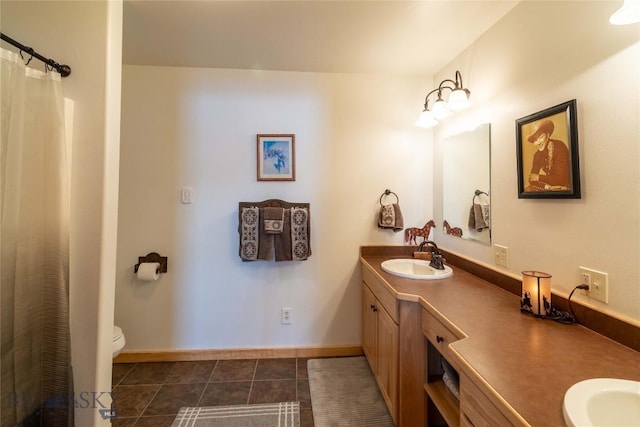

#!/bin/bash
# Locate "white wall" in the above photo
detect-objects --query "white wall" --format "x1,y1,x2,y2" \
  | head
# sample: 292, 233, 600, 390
116, 66, 432, 350
432, 1, 640, 323
1, 1, 122, 426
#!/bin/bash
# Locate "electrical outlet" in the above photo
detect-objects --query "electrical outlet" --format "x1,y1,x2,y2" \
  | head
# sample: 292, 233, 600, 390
580, 272, 591, 287
579, 267, 609, 304
494, 244, 509, 267
281, 307, 292, 324
181, 187, 194, 204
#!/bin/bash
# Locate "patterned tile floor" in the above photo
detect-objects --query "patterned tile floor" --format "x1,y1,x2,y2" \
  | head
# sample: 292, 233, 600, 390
111, 358, 314, 427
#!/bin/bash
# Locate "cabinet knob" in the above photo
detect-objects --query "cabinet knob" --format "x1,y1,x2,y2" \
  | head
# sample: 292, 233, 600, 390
372, 305, 378, 312
436, 335, 444, 343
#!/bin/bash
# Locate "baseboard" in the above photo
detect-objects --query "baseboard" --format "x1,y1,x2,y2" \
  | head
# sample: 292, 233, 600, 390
114, 345, 363, 363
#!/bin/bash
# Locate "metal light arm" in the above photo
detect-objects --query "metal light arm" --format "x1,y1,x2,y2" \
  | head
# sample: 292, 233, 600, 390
420, 70, 470, 111
422, 87, 441, 110
416, 70, 471, 128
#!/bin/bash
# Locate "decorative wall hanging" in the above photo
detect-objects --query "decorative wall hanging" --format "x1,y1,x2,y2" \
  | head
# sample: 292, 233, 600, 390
404, 220, 436, 244
443, 220, 463, 237
516, 100, 581, 199
257, 134, 295, 181
238, 199, 311, 262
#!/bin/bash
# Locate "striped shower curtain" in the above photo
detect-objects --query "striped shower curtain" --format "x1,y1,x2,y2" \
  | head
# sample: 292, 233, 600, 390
0, 47, 72, 427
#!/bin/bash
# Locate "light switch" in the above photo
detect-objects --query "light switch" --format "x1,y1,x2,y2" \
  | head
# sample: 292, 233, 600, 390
181, 187, 194, 204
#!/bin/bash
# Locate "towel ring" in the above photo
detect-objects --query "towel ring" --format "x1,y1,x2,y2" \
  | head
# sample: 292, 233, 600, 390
473, 189, 489, 203
379, 189, 399, 206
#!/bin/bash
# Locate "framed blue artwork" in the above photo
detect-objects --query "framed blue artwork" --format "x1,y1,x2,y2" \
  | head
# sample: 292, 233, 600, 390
257, 134, 295, 181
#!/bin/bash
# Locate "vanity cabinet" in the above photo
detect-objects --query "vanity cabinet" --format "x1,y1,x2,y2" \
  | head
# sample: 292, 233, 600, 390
421, 306, 522, 427
362, 270, 399, 424
362, 248, 640, 427
362, 265, 521, 427
361, 262, 427, 426
422, 306, 463, 427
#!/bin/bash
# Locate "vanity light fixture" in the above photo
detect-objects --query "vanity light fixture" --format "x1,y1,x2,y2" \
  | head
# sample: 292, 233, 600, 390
415, 70, 471, 128
610, 0, 640, 25
521, 271, 552, 318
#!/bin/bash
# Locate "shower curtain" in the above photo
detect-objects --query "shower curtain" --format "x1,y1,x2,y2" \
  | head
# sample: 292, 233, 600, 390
0, 48, 72, 426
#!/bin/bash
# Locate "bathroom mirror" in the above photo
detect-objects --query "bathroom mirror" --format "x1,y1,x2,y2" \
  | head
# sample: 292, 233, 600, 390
442, 123, 491, 245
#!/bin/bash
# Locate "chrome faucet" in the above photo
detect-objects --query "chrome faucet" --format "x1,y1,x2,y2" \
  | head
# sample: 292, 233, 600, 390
417, 240, 445, 270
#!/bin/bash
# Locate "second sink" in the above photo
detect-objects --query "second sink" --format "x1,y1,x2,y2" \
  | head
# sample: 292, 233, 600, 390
563, 378, 640, 427
381, 258, 453, 280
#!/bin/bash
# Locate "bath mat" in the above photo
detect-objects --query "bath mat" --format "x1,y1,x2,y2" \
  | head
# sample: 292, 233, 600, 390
307, 356, 394, 427
171, 401, 299, 427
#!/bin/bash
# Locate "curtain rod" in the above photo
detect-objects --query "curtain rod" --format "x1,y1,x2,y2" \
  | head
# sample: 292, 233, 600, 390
1, 32, 71, 77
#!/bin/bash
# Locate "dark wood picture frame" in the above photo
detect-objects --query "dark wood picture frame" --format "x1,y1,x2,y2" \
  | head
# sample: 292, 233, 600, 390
257, 134, 296, 181
516, 100, 580, 199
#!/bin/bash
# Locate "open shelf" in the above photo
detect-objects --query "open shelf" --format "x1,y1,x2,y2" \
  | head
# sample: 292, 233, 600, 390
425, 380, 460, 427
425, 337, 460, 426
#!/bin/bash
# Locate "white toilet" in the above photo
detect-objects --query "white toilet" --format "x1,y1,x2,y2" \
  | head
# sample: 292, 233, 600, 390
113, 325, 126, 359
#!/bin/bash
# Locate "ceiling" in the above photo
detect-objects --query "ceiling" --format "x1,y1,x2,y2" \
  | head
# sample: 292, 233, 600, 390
123, 0, 519, 77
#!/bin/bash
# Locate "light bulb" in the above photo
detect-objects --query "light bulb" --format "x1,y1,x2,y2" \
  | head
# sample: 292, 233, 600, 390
610, 0, 640, 25
415, 110, 438, 128
447, 88, 471, 111
431, 99, 451, 120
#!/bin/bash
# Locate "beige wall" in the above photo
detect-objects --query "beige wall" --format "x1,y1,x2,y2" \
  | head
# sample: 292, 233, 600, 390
1, 1, 122, 425
3, 3, 638, 423
433, 1, 640, 323
116, 66, 432, 350
117, 1, 640, 355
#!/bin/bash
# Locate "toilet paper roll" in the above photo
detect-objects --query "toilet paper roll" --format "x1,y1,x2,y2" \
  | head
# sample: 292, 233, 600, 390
137, 262, 160, 281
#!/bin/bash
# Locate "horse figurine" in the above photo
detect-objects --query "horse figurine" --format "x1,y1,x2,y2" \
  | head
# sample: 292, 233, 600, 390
404, 220, 436, 245
443, 220, 463, 237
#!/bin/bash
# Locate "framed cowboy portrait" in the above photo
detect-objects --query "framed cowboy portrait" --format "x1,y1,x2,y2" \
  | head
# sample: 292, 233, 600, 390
516, 99, 581, 199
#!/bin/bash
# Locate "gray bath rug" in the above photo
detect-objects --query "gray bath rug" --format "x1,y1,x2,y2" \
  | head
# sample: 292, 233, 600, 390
307, 356, 394, 427
171, 402, 299, 427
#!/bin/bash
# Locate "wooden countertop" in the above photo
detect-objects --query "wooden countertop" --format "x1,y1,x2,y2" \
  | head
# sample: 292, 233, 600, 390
360, 251, 640, 427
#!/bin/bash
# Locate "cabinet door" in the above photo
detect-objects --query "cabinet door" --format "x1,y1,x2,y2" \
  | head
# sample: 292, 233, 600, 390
377, 304, 399, 423
362, 284, 378, 370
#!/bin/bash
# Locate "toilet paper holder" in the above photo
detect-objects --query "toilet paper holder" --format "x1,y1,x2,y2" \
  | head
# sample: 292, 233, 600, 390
134, 252, 168, 274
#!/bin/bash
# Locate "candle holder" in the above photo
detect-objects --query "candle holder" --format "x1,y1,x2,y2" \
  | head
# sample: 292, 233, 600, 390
521, 271, 552, 317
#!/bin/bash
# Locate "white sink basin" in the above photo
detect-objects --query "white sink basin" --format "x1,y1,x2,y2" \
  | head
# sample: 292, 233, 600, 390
563, 378, 640, 427
381, 259, 453, 280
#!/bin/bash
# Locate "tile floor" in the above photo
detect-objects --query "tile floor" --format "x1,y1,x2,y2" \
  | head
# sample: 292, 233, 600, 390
111, 358, 314, 427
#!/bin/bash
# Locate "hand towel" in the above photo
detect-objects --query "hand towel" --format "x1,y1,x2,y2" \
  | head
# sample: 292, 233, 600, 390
273, 209, 292, 262
472, 203, 490, 232
481, 203, 490, 225
239, 201, 311, 262
290, 207, 310, 261
240, 207, 276, 261
264, 207, 284, 234
240, 207, 260, 260
468, 205, 477, 230
257, 210, 275, 261
378, 203, 404, 233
